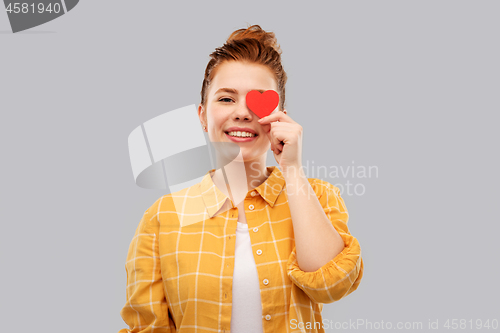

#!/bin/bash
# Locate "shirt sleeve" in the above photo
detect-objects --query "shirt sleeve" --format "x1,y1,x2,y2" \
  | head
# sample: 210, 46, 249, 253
286, 181, 364, 304
118, 198, 175, 333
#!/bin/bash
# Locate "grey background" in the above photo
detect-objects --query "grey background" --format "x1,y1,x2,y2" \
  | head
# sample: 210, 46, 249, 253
1, 1, 499, 332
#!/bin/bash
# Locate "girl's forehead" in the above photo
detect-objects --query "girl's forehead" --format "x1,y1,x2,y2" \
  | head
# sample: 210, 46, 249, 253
212, 61, 276, 84
210, 76, 277, 97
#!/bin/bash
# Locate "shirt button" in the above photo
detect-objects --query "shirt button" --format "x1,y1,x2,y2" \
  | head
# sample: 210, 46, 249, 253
263, 279, 269, 285
256, 249, 262, 255
248, 204, 254, 210
253, 227, 258, 232
251, 191, 257, 197
265, 314, 271, 321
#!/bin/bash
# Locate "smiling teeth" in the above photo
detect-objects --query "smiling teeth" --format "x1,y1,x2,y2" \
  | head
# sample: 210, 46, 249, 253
228, 131, 256, 137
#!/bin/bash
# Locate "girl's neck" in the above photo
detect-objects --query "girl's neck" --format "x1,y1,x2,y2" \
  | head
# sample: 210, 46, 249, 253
211, 159, 271, 206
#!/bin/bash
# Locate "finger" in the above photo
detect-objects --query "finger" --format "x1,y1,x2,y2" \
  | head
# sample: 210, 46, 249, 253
269, 129, 285, 153
265, 130, 277, 152
258, 110, 294, 124
261, 121, 281, 153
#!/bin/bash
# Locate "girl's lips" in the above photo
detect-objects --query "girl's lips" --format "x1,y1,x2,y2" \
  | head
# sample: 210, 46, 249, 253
225, 132, 258, 142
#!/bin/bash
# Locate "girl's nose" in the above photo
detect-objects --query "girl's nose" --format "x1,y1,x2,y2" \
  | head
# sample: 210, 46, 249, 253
233, 101, 254, 120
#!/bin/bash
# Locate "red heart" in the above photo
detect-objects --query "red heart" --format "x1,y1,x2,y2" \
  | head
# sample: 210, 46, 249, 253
246, 90, 279, 118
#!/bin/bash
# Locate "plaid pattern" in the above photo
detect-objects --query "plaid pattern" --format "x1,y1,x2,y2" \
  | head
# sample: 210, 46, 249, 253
119, 166, 363, 333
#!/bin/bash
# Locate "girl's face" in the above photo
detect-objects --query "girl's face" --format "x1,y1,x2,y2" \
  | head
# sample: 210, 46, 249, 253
198, 60, 279, 162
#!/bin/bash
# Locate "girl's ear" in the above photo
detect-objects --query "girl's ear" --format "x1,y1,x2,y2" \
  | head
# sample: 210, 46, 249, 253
197, 103, 206, 122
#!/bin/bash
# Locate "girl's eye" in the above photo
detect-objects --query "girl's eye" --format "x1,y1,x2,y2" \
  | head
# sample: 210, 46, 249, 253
219, 97, 234, 103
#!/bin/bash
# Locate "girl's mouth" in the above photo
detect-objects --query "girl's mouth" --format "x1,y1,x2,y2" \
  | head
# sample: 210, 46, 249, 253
224, 131, 258, 142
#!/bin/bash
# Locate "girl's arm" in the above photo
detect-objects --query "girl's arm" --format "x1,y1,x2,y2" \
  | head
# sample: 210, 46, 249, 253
118, 199, 175, 333
284, 169, 364, 304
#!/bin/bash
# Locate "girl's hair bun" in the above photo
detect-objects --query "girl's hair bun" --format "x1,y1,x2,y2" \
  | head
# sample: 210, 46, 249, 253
226, 24, 282, 55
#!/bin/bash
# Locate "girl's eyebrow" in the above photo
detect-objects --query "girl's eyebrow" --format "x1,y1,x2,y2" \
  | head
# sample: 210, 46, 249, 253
214, 88, 266, 95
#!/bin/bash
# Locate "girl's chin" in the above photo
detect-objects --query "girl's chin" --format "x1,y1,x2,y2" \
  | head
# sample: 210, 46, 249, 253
221, 149, 267, 163
239, 150, 268, 160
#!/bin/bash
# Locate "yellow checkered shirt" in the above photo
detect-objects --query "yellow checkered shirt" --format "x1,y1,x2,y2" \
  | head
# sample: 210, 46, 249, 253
119, 166, 363, 333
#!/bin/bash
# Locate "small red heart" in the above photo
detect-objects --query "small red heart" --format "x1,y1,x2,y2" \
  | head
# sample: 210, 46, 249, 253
246, 90, 279, 118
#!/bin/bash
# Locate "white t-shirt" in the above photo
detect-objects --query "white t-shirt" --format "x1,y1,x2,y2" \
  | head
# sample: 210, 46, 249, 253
230, 222, 264, 332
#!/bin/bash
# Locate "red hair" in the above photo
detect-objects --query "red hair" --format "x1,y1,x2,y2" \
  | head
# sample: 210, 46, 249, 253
200, 24, 287, 112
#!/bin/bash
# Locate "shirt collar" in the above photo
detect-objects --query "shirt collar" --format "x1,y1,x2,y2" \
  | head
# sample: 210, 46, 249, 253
199, 166, 286, 218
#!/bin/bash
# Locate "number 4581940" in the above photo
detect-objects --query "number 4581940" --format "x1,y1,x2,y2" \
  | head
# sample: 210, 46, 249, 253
5, 3, 61, 14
